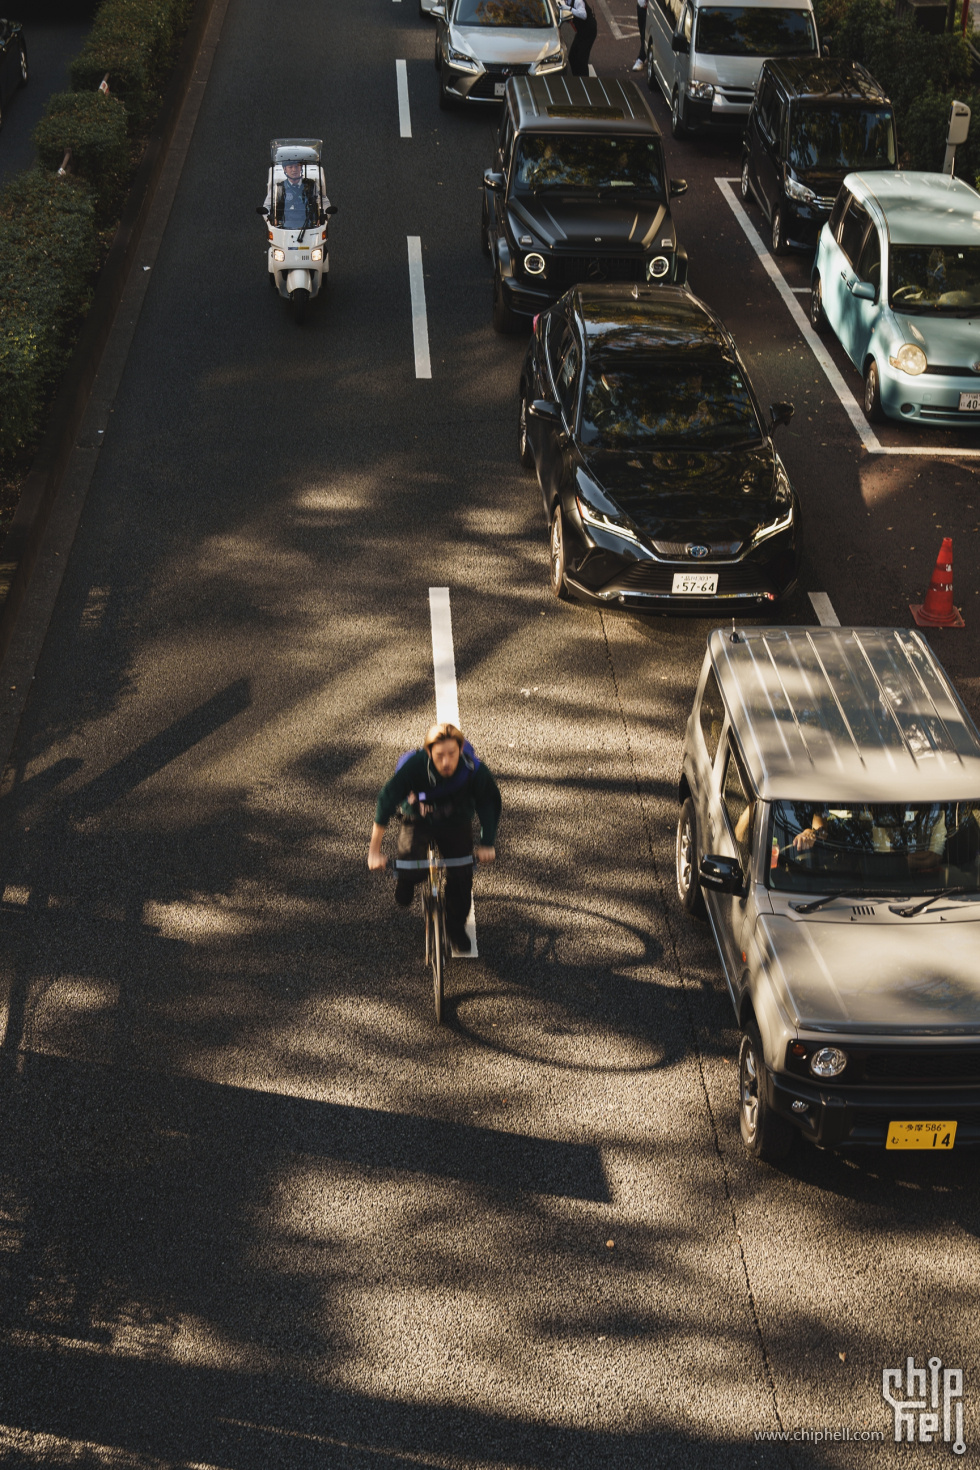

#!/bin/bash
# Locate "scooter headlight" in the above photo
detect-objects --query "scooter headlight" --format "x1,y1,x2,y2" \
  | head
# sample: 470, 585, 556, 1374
272, 247, 286, 263
310, 247, 323, 262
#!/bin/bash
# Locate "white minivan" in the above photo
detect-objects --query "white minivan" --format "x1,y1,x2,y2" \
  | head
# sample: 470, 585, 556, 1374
644, 0, 819, 140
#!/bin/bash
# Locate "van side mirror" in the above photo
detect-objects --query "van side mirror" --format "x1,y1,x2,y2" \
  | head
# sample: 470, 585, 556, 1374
669, 178, 688, 198
768, 401, 794, 430
699, 854, 746, 896
671, 31, 690, 52
484, 170, 505, 192
431, 3, 446, 16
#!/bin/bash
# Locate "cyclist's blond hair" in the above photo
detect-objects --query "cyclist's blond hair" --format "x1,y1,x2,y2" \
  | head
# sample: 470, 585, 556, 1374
424, 722, 465, 753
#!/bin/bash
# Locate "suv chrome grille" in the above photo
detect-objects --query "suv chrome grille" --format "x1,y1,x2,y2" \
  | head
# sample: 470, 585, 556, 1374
617, 562, 772, 593
652, 539, 742, 558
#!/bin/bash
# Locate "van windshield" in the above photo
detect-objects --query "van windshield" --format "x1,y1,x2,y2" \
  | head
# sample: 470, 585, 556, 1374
512, 134, 666, 197
789, 104, 896, 173
769, 801, 980, 895
694, 7, 817, 56
454, 0, 554, 24
889, 245, 980, 316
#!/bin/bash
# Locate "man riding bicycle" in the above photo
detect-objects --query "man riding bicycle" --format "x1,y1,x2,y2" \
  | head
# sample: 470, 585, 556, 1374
368, 723, 501, 953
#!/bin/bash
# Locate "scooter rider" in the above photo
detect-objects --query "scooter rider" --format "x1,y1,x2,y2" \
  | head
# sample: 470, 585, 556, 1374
264, 160, 324, 231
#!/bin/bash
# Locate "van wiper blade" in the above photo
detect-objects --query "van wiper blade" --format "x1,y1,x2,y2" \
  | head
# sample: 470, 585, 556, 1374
791, 888, 868, 914
890, 886, 978, 918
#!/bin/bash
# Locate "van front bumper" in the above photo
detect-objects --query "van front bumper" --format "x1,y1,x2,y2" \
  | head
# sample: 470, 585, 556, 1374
768, 1068, 980, 1149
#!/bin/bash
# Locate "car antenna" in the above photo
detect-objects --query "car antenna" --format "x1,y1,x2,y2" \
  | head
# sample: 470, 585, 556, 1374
730, 619, 740, 643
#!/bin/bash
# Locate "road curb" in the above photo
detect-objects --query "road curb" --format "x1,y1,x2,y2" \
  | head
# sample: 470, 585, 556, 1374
0, 0, 223, 670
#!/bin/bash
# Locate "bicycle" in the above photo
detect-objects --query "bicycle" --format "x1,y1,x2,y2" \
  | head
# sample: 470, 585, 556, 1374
393, 847, 474, 1024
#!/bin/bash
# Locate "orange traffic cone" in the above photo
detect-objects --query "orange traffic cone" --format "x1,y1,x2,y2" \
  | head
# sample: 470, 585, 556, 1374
911, 537, 964, 628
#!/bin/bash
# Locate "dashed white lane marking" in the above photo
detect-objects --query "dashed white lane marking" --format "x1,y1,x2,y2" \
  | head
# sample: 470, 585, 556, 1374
428, 588, 477, 957
809, 592, 840, 626
396, 60, 411, 137
407, 236, 432, 379
717, 178, 980, 459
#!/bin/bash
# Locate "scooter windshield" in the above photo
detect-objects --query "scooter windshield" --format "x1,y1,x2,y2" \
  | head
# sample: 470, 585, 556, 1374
269, 165, 322, 230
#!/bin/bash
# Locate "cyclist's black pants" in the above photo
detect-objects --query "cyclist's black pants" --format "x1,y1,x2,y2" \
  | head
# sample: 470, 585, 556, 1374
395, 820, 472, 931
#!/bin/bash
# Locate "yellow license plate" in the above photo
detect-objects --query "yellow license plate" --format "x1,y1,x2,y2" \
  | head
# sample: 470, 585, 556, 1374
886, 1121, 957, 1150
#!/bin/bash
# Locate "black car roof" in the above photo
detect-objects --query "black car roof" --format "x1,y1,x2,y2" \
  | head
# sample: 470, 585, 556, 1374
764, 58, 890, 105
571, 285, 733, 357
509, 75, 662, 137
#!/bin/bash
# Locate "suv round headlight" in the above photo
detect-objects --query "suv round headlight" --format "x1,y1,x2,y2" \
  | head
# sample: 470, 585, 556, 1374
890, 343, 927, 376
809, 1046, 848, 1078
523, 252, 546, 276
647, 255, 669, 280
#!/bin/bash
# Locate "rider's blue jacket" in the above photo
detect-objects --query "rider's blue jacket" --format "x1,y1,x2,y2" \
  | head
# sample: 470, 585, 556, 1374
375, 748, 501, 845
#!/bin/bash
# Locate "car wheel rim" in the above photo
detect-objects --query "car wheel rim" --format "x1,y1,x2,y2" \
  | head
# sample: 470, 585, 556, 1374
741, 161, 749, 198
741, 1044, 760, 1140
520, 399, 527, 457
550, 515, 562, 588
678, 817, 693, 894
672, 95, 679, 127
772, 211, 781, 251
811, 280, 821, 325
866, 365, 877, 412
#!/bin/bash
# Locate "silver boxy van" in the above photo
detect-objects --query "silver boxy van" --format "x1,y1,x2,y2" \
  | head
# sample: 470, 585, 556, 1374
644, 0, 819, 140
677, 625, 980, 1161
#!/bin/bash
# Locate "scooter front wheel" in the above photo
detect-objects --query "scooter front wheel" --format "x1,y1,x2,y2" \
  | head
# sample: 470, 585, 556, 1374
291, 287, 310, 324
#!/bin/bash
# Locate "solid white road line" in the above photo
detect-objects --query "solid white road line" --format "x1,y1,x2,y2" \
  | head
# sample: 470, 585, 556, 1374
428, 588, 477, 957
718, 178, 980, 459
809, 592, 841, 627
407, 237, 432, 379
396, 60, 411, 138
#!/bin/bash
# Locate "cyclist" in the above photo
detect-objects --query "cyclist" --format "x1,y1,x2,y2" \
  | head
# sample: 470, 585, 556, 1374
368, 723, 501, 953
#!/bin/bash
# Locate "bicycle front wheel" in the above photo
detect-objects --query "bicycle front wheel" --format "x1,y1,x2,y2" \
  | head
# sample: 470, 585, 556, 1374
430, 901, 446, 1025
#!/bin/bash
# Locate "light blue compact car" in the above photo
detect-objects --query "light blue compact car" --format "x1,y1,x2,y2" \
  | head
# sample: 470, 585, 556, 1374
810, 171, 980, 426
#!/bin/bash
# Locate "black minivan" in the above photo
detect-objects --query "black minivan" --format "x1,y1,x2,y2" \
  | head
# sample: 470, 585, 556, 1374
740, 58, 896, 255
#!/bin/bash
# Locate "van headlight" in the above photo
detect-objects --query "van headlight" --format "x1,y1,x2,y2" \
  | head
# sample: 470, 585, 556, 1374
889, 343, 927, 376
688, 80, 714, 100
784, 174, 816, 205
272, 247, 286, 262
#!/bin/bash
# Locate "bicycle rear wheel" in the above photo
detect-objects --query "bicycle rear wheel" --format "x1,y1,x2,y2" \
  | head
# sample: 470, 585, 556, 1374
430, 897, 446, 1025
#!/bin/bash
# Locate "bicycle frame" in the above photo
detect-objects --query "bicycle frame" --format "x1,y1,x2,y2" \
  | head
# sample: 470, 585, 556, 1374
392, 847, 474, 1024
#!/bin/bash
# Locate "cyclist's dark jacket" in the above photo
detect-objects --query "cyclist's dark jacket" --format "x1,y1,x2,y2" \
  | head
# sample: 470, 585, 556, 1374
375, 749, 501, 845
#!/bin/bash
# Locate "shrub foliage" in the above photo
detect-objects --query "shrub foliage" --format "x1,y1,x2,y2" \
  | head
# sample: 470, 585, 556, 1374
33, 90, 130, 225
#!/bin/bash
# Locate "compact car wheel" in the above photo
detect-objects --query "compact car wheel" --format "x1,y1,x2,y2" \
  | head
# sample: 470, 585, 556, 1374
809, 273, 827, 334
519, 390, 535, 470
739, 1023, 794, 1162
549, 506, 569, 600
676, 798, 706, 918
492, 267, 519, 335
771, 203, 788, 256
740, 156, 751, 202
863, 358, 885, 423
670, 90, 689, 140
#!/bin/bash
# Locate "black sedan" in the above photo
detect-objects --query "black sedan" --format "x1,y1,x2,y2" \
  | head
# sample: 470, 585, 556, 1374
0, 17, 27, 129
519, 284, 800, 609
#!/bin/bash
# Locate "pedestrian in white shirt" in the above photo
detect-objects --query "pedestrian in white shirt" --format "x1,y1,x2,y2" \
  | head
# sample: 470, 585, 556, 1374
565, 0, 598, 75
633, 0, 648, 68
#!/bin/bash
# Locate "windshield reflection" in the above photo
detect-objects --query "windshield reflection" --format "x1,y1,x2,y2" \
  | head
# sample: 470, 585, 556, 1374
789, 104, 895, 173
888, 245, 980, 315
455, 0, 554, 25
694, 6, 817, 56
580, 353, 762, 449
513, 135, 666, 197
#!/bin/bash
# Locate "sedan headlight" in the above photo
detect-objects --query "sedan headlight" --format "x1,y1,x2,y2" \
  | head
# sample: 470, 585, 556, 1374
688, 80, 714, 101
535, 49, 564, 69
272, 247, 285, 262
310, 247, 323, 261
751, 466, 795, 546
446, 44, 480, 71
889, 343, 927, 376
576, 495, 640, 544
783, 173, 816, 205
809, 1046, 848, 1078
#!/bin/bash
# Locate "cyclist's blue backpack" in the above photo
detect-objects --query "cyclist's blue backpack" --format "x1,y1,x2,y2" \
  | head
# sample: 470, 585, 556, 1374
396, 741, 480, 802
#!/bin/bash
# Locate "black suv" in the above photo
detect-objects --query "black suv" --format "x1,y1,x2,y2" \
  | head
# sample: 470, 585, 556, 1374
483, 75, 689, 333
740, 59, 896, 255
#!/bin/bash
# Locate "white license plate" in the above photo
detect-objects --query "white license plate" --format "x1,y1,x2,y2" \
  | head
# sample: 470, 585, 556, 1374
494, 81, 506, 96
671, 572, 718, 595
959, 391, 980, 411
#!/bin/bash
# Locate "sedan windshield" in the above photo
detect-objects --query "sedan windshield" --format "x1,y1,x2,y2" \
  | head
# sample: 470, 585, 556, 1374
454, 0, 554, 24
770, 800, 980, 895
580, 354, 763, 449
513, 134, 665, 196
694, 6, 817, 56
789, 104, 895, 173
888, 245, 980, 315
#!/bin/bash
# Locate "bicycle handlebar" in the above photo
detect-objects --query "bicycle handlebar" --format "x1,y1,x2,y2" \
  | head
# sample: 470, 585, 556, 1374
392, 856, 475, 870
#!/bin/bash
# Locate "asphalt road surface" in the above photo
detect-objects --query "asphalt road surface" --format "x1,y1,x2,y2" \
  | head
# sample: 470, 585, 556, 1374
0, 1, 978, 1466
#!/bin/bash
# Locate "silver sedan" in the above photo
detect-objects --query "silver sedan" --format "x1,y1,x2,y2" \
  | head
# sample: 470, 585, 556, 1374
429, 0, 566, 107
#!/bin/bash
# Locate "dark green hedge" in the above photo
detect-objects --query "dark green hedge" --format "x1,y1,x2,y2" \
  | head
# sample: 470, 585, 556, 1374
0, 172, 98, 458
70, 0, 192, 131
32, 90, 130, 225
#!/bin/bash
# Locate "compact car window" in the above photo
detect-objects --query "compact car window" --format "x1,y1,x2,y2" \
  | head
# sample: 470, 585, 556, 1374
857, 226, 881, 289
555, 340, 581, 421
755, 79, 776, 136
722, 741, 754, 866
694, 7, 817, 57
512, 135, 666, 199
698, 669, 725, 764
888, 245, 980, 315
837, 199, 870, 268
788, 104, 896, 173
454, 0, 555, 24
770, 801, 980, 896
828, 187, 850, 235
579, 354, 763, 449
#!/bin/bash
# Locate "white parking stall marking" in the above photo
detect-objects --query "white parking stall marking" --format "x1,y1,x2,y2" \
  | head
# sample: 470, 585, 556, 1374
428, 588, 477, 957
396, 60, 411, 137
809, 592, 840, 627
594, 0, 630, 38
588, 64, 597, 76
407, 236, 432, 379
717, 178, 980, 460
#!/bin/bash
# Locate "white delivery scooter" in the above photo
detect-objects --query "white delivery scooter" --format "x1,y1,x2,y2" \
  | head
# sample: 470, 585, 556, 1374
257, 137, 336, 323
